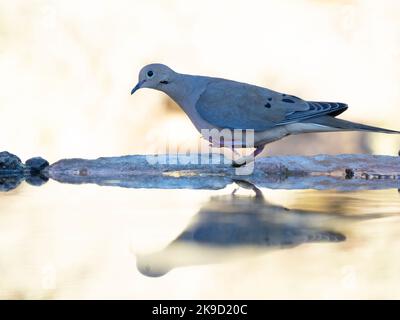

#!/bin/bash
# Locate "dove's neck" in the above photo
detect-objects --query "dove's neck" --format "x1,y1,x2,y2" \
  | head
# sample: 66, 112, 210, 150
161, 73, 213, 131
164, 73, 208, 107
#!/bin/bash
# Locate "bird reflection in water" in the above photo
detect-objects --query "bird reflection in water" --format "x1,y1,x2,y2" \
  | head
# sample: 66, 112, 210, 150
136, 180, 353, 277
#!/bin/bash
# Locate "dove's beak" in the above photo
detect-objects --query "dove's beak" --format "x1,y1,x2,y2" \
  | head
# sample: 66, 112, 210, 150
131, 80, 145, 95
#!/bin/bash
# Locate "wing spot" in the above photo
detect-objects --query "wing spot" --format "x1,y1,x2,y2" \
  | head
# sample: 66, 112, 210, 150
282, 98, 295, 103
267, 97, 272, 101
264, 102, 272, 108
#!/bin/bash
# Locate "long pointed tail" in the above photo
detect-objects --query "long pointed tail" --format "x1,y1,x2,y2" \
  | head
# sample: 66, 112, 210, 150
306, 116, 400, 134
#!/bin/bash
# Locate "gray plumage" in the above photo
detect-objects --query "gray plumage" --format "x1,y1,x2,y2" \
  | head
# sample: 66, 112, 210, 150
131, 64, 399, 162
303, 116, 400, 134
195, 80, 348, 131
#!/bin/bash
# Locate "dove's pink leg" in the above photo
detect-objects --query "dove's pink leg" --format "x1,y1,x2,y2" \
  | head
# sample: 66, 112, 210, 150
253, 145, 265, 157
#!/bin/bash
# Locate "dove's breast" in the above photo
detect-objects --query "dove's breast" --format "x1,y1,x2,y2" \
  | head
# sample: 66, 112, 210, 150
163, 75, 220, 132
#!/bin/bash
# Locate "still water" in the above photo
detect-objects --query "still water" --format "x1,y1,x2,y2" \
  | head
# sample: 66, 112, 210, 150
1, 179, 400, 299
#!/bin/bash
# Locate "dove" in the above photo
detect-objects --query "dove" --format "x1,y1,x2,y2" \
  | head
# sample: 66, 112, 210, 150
131, 63, 400, 166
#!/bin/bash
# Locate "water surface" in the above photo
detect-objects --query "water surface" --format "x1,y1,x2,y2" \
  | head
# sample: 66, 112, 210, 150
1, 180, 400, 299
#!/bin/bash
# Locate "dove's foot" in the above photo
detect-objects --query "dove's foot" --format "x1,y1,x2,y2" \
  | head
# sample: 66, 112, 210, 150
231, 145, 266, 168
232, 160, 248, 168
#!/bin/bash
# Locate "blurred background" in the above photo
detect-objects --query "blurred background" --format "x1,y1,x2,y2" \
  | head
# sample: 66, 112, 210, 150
0, 0, 399, 163
1, 0, 400, 300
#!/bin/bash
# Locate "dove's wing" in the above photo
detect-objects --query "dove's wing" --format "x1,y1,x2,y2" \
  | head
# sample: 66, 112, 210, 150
195, 79, 348, 131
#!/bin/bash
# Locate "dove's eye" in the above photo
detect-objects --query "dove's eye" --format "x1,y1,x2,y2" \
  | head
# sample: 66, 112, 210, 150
147, 70, 154, 78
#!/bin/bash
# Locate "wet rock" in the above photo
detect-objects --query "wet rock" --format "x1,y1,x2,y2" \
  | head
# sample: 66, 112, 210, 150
25, 157, 49, 175
0, 152, 49, 191
0, 151, 24, 173
0, 176, 24, 192
46, 153, 400, 191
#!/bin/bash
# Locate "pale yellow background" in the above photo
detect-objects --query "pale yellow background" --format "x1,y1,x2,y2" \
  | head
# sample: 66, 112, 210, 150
1, 0, 400, 299
1, 0, 399, 162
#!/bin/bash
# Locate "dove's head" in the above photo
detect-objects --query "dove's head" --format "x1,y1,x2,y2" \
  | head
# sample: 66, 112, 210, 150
131, 63, 176, 94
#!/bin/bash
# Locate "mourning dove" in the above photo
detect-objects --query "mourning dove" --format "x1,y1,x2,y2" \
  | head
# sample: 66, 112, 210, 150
131, 63, 399, 166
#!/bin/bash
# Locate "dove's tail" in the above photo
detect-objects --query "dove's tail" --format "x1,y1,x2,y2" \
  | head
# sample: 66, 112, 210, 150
306, 116, 400, 134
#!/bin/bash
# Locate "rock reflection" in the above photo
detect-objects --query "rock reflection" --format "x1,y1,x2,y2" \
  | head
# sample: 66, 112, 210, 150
0, 174, 48, 192
0, 175, 23, 192
136, 181, 350, 277
0, 152, 49, 191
